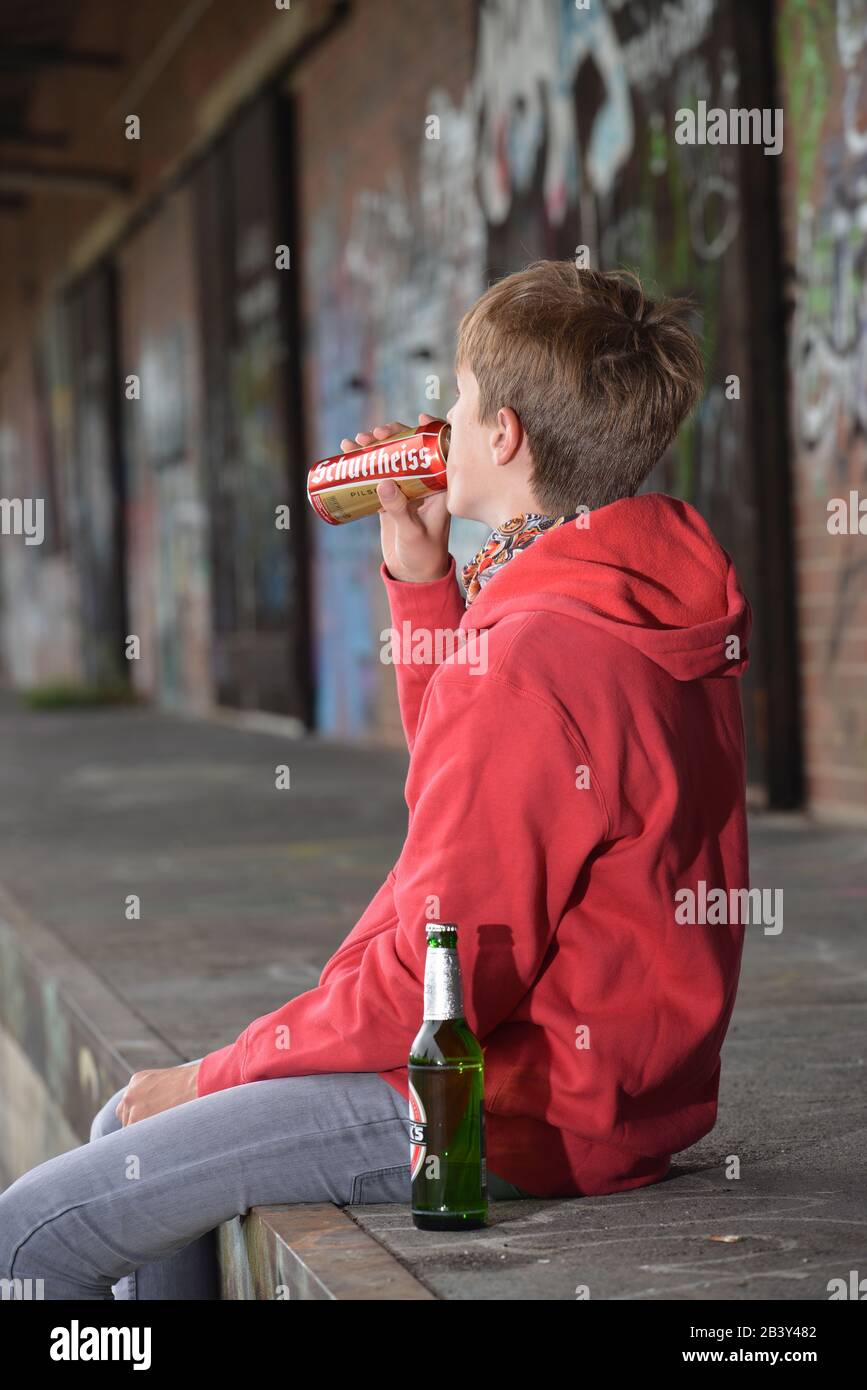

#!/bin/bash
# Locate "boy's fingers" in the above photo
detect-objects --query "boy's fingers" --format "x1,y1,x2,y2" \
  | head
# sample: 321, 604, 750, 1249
376, 479, 415, 520
372, 421, 408, 439
417, 490, 448, 521
341, 422, 409, 452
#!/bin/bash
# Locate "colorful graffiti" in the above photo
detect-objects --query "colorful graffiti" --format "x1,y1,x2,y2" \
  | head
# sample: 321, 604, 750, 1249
783, 0, 867, 779
119, 186, 213, 713
308, 85, 488, 739
308, 2, 746, 743
470, 0, 742, 492
472, 0, 718, 225
471, 0, 759, 559
473, 0, 634, 224
305, 0, 798, 800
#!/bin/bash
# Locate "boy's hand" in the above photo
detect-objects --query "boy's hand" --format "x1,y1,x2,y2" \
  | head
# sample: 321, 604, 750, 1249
115, 1061, 201, 1126
340, 415, 451, 582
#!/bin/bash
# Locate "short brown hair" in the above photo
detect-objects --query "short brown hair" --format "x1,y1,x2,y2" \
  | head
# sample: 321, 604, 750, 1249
456, 260, 704, 513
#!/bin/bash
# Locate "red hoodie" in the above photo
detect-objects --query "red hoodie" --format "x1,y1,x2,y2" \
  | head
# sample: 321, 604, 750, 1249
197, 492, 751, 1199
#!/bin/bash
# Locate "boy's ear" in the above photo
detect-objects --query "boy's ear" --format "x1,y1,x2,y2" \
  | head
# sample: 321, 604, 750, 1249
492, 406, 523, 463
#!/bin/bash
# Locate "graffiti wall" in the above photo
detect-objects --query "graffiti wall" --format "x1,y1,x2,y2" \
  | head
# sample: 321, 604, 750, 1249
298, 0, 789, 801
0, 300, 82, 689
297, 0, 489, 743
778, 0, 867, 815
194, 96, 310, 721
471, 0, 787, 795
118, 187, 213, 711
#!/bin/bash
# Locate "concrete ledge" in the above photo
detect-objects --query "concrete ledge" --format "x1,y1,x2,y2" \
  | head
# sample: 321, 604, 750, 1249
0, 1026, 84, 1186
0, 885, 428, 1300
218, 1206, 436, 1300
0, 882, 180, 1155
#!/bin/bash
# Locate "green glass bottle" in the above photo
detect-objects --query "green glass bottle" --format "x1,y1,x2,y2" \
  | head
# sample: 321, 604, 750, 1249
409, 923, 487, 1230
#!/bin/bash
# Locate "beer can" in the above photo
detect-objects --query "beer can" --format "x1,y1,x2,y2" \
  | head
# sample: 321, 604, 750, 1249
306, 420, 450, 525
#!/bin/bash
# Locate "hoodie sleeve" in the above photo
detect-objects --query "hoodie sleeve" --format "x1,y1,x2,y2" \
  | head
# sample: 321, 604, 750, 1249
379, 555, 467, 752
195, 668, 608, 1097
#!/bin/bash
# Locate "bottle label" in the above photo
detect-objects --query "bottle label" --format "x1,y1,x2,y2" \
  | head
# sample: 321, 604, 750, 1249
408, 1078, 427, 1182
423, 948, 464, 1020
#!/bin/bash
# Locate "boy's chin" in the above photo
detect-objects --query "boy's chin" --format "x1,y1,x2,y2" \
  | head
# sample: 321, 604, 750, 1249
445, 490, 482, 523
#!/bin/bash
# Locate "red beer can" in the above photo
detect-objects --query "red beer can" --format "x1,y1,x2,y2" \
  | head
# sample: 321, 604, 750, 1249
306, 420, 450, 525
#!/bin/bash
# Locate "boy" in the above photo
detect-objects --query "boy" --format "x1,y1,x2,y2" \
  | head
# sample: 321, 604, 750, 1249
0, 261, 750, 1298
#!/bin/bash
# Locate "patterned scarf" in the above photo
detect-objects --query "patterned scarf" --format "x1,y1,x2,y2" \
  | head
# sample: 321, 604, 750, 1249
461, 512, 577, 606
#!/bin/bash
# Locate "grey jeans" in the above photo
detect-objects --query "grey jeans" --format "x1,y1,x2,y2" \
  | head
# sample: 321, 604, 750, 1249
0, 1063, 528, 1300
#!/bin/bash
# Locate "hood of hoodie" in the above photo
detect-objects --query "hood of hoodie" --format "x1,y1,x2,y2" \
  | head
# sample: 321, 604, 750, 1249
458, 493, 751, 682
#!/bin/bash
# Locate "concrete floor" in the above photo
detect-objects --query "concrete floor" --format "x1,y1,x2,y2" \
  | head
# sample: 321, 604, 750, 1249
0, 691, 864, 1299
